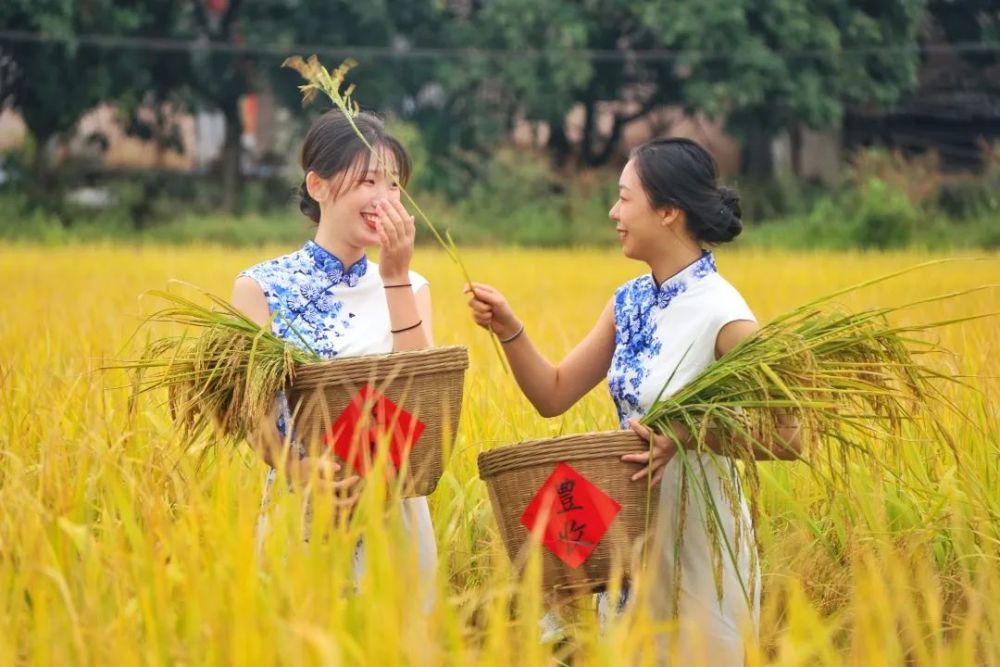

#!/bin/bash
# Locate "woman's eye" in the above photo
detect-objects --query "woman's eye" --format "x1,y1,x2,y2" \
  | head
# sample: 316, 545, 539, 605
390, 181, 400, 189
363, 179, 375, 185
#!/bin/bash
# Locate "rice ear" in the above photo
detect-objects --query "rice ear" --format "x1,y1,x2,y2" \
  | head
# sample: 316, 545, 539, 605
105, 283, 320, 452
639, 268, 995, 612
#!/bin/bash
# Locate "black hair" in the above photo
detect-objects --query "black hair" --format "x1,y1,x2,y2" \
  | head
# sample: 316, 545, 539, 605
630, 137, 742, 245
298, 111, 412, 224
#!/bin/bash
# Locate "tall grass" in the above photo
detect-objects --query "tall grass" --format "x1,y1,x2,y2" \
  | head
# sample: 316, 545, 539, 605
0, 243, 997, 665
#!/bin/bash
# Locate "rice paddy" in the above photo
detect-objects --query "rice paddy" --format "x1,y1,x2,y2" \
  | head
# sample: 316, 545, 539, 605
0, 243, 997, 665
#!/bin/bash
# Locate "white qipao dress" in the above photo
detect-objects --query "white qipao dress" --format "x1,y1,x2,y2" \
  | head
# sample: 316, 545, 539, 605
239, 240, 437, 581
606, 251, 760, 664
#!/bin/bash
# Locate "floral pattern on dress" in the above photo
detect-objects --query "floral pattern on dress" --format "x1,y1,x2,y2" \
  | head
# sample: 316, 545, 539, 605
240, 240, 367, 358
607, 251, 717, 426
240, 240, 372, 448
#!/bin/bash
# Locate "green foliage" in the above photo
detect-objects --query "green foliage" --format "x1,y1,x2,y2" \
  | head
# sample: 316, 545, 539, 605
0, 1, 135, 141
936, 174, 1000, 221
3, 164, 999, 251
851, 178, 919, 250
737, 176, 826, 222
1, 0, 936, 205
640, 0, 926, 176
0, 0, 143, 190
446, 149, 616, 246
431, 0, 681, 166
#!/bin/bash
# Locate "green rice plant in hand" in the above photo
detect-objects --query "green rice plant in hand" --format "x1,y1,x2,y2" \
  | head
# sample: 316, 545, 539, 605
640, 261, 996, 606
111, 283, 319, 449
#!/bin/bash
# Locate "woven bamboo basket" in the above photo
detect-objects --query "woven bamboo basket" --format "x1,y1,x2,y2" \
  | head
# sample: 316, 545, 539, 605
478, 431, 660, 592
287, 345, 468, 497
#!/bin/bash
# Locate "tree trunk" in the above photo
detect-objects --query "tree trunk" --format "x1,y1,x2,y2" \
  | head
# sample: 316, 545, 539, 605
741, 131, 775, 181
580, 99, 598, 166
31, 139, 48, 191
220, 97, 243, 216
592, 114, 627, 166
547, 121, 572, 167
28, 133, 67, 224
790, 124, 803, 178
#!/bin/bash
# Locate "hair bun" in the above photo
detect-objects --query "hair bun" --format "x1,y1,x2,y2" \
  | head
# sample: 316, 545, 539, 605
719, 186, 742, 222
298, 182, 321, 224
714, 186, 743, 242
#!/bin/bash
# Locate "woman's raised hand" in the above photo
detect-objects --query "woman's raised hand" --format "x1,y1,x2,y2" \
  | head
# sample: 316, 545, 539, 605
374, 197, 416, 283
464, 283, 522, 340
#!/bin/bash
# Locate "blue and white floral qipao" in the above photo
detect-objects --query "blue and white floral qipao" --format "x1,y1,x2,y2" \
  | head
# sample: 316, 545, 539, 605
240, 240, 437, 585
606, 251, 760, 663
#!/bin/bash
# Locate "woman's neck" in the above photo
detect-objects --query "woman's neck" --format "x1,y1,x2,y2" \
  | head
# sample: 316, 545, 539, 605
648, 244, 704, 286
314, 222, 364, 267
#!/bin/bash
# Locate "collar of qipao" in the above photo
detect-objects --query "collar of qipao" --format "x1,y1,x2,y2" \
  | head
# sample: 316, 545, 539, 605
303, 240, 368, 287
651, 250, 717, 309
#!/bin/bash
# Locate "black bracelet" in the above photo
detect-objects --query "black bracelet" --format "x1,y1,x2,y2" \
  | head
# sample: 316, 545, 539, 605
499, 322, 525, 344
383, 283, 412, 289
391, 320, 423, 334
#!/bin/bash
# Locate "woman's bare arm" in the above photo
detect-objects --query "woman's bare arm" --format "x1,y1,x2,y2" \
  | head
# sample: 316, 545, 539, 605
468, 284, 616, 417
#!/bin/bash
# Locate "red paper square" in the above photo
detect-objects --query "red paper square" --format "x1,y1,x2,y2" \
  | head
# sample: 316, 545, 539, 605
519, 462, 621, 568
321, 385, 426, 476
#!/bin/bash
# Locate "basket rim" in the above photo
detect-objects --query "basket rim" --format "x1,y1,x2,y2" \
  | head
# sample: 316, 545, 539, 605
477, 430, 646, 479
290, 344, 469, 389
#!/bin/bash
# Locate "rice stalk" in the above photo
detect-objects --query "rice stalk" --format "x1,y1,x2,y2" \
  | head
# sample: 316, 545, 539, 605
108, 282, 319, 449
640, 269, 997, 611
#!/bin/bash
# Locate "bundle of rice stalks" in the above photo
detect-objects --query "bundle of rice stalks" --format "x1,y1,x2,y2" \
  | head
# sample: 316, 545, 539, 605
637, 262, 995, 608
114, 284, 318, 448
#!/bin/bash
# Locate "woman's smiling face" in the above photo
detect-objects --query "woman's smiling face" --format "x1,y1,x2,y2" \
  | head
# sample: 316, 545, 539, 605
609, 159, 669, 262
312, 146, 402, 248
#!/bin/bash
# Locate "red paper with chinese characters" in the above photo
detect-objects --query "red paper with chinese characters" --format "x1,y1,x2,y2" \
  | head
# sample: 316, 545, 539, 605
519, 462, 621, 568
321, 384, 426, 476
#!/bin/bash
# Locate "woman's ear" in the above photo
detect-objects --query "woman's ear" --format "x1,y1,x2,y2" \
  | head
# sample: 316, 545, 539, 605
659, 206, 682, 227
305, 170, 328, 204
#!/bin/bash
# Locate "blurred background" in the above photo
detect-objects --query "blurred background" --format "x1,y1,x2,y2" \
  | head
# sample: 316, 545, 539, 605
1, 0, 998, 249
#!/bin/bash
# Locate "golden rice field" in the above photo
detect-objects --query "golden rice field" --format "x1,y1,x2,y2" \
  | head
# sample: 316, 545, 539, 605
1, 243, 998, 666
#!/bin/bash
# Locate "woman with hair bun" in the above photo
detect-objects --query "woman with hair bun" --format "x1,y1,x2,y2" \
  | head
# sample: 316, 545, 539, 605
466, 137, 801, 662
231, 110, 437, 594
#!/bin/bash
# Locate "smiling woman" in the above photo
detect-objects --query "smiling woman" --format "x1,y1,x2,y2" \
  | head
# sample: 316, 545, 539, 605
229, 110, 437, 602
466, 137, 781, 662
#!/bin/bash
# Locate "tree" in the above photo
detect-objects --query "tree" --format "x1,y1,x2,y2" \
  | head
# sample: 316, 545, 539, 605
426, 0, 926, 178
257, 0, 453, 191
123, 0, 444, 214
0, 1, 140, 195
0, 1, 255, 213
637, 0, 927, 178
432, 0, 683, 168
